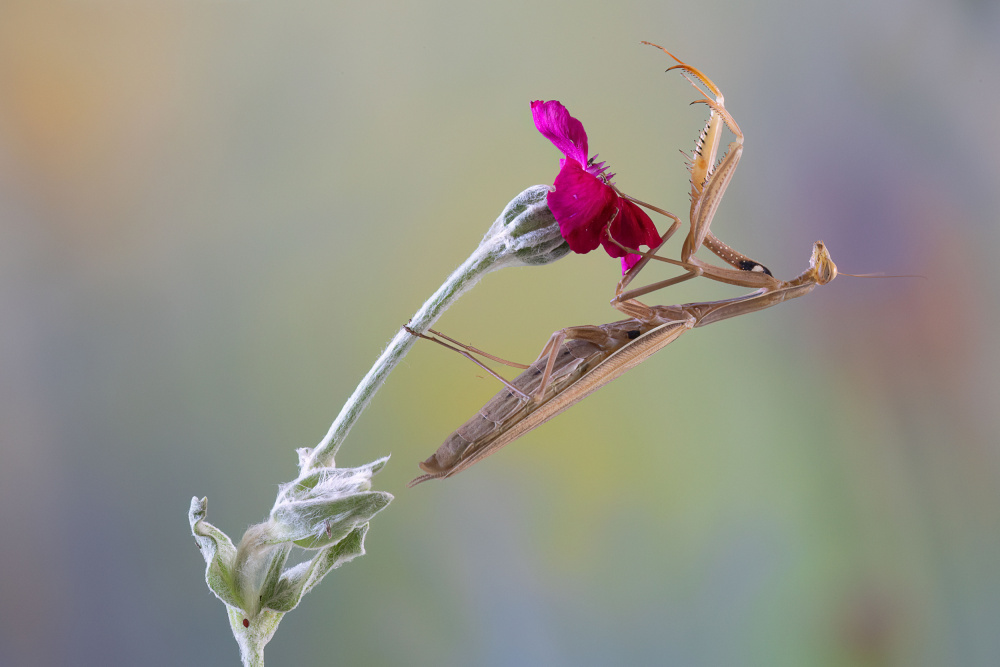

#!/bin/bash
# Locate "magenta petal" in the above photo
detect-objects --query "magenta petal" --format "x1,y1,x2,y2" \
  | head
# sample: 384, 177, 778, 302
620, 253, 643, 274
533, 98, 661, 266
531, 100, 589, 167
600, 198, 661, 259
547, 160, 616, 254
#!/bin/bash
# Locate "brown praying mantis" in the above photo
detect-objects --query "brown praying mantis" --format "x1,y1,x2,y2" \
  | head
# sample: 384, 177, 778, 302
407, 48, 838, 486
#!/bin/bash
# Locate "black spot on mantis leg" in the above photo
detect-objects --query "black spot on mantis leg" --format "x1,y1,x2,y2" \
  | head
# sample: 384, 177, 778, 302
738, 259, 773, 275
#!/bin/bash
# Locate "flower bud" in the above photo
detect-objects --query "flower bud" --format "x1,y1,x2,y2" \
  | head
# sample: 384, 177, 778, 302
479, 185, 570, 269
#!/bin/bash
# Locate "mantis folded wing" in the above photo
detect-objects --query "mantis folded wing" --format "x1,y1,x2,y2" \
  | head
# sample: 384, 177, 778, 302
408, 242, 837, 485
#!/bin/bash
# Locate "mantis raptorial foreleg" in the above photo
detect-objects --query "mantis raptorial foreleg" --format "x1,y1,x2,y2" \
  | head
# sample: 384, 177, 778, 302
608, 45, 774, 306
612, 227, 779, 307
644, 42, 745, 263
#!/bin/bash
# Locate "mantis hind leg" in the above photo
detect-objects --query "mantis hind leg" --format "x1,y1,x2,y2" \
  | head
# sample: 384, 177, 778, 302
404, 324, 615, 404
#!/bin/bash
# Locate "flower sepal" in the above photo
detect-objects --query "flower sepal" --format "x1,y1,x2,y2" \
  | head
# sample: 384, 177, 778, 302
480, 184, 570, 268
189, 456, 391, 666
272, 457, 391, 548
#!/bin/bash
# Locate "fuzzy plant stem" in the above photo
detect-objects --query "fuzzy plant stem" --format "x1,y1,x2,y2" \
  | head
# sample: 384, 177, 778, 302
302, 185, 566, 472
192, 186, 564, 667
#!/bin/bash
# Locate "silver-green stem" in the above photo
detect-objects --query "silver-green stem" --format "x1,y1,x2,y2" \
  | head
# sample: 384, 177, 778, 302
302, 185, 566, 471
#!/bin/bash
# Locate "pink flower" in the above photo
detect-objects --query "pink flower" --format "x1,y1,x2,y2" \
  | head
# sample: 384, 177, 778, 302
531, 100, 660, 273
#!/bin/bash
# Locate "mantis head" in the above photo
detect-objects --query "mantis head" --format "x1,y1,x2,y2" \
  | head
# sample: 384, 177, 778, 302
810, 241, 838, 285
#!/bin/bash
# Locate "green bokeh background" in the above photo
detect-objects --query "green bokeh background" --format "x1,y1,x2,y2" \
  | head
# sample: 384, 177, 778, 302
2, 1, 998, 665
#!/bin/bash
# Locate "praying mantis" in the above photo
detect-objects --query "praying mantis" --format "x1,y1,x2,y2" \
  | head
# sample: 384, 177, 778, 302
407, 47, 838, 486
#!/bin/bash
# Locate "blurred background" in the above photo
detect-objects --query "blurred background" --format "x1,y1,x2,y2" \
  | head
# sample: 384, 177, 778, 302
1, 0, 998, 665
